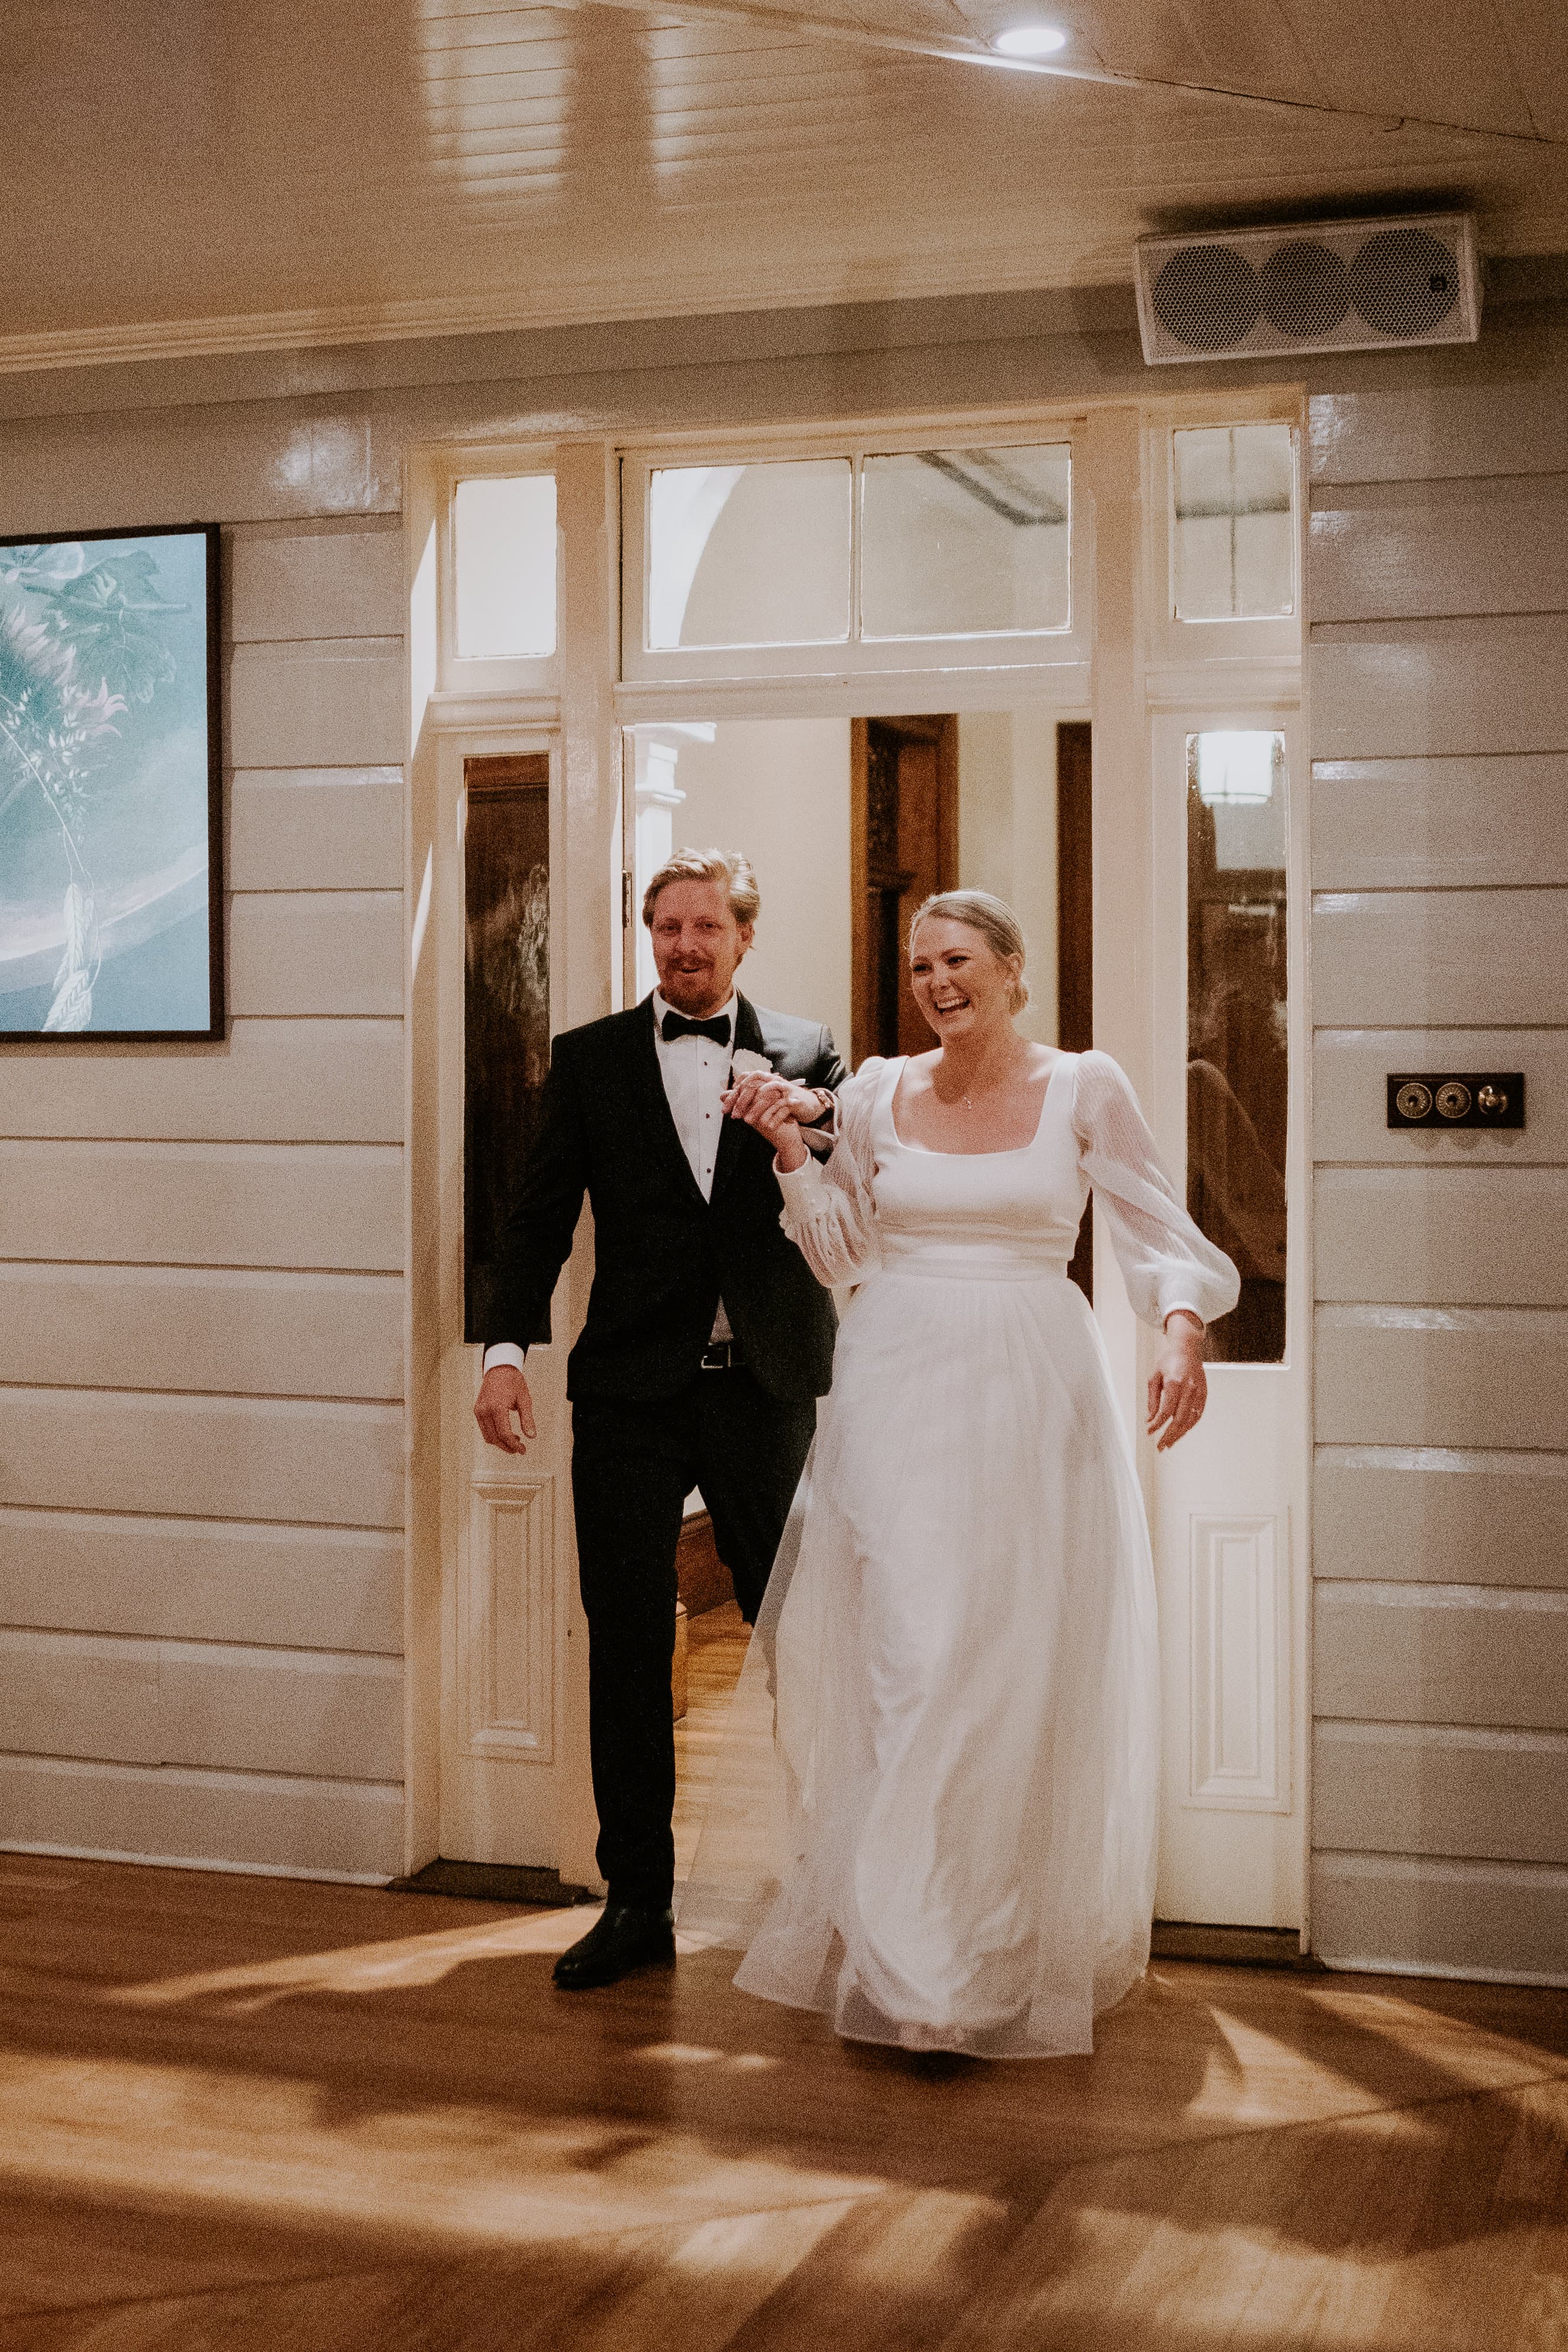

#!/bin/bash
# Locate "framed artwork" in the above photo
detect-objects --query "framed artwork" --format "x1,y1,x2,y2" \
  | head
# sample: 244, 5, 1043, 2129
0, 523, 222, 1040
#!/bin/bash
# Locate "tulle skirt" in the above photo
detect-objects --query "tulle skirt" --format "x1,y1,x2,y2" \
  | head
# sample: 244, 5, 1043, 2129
677, 1263, 1160, 2059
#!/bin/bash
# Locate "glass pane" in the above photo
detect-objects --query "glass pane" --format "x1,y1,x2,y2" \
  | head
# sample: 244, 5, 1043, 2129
1172, 425, 1294, 621
860, 446, 1070, 638
464, 756, 550, 1344
454, 475, 556, 659
647, 460, 851, 649
1186, 730, 1287, 1364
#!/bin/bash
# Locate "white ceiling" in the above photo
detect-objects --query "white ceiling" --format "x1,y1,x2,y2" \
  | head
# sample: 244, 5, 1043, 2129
5, 0, 1567, 369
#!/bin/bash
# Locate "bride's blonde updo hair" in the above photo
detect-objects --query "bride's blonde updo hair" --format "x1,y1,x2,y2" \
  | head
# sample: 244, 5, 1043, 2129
909, 889, 1031, 1014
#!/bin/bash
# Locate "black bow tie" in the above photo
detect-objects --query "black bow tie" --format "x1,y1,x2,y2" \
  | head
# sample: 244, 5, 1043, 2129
661, 1010, 732, 1047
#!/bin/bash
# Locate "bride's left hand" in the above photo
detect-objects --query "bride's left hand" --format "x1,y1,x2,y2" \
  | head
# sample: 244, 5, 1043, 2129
1147, 1312, 1208, 1449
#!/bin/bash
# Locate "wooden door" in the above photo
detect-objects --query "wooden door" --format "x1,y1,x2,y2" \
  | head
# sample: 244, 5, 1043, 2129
850, 715, 957, 1064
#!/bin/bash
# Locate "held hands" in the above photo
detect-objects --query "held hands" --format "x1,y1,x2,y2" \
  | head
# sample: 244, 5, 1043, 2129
1147, 1311, 1208, 1450
721, 1071, 815, 1173
475, 1363, 537, 1455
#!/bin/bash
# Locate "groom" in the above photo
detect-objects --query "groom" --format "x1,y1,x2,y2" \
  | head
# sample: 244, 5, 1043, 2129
475, 847, 846, 1989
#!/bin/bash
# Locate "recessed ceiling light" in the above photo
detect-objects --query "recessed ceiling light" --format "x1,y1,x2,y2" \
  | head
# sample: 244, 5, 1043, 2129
991, 23, 1069, 56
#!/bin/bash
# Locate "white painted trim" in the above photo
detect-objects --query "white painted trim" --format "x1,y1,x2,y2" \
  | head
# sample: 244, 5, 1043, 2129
0, 1839, 392, 1887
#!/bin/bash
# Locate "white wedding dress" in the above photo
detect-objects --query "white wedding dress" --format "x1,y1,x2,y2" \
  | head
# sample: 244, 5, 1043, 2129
679, 1049, 1240, 2059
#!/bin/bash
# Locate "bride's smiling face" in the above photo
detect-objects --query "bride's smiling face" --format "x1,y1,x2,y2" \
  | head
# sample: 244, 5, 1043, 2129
909, 917, 1022, 1044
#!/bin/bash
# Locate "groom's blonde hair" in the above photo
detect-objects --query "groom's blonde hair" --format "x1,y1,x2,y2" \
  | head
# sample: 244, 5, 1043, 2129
642, 847, 760, 930
909, 889, 1031, 1014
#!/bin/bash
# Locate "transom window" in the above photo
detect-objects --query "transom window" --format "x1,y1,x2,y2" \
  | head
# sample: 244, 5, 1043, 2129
625, 440, 1077, 682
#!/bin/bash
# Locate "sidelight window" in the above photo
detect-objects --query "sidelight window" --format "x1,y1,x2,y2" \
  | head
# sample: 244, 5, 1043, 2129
1186, 729, 1288, 1364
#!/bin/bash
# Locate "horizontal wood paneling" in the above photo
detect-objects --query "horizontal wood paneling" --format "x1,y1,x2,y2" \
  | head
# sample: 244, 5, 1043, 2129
1315, 1306, 1568, 1450
229, 770, 403, 892
1315, 1722, 1568, 1867
0, 1391, 402, 1528
0, 1634, 160, 1764
0, 1753, 402, 1881
227, 642, 404, 769
1309, 379, 1568, 489
1309, 615, 1568, 760
1315, 1448, 1568, 1589
1312, 1031, 1568, 1166
0, 1141, 401, 1271
1315, 1167, 1568, 1306
229, 892, 402, 1018
228, 525, 402, 644
0, 1019, 402, 1143
159, 1643, 402, 1779
1311, 757, 1568, 891
0, 1508, 401, 1650
1316, 1582, 1568, 1730
1312, 1852, 1568, 1983
0, 401, 396, 538
1312, 889, 1568, 1027
0, 1266, 401, 1401
1308, 475, 1568, 624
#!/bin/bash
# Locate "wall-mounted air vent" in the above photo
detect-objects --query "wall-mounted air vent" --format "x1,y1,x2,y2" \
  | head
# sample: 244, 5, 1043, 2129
1134, 213, 1481, 364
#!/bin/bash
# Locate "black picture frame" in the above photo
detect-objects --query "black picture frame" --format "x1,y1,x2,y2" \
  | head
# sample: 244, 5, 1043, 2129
0, 521, 224, 1043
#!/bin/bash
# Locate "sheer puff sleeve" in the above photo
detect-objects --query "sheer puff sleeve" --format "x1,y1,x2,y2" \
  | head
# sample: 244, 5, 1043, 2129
1073, 1049, 1241, 1330
773, 1058, 887, 1289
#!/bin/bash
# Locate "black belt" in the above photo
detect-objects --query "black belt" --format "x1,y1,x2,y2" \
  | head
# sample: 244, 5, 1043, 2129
699, 1340, 744, 1372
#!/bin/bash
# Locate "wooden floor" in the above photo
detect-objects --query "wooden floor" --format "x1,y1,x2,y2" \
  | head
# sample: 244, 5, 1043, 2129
673, 1599, 752, 1886
4, 1866, 1568, 2348
5, 1658, 1568, 2349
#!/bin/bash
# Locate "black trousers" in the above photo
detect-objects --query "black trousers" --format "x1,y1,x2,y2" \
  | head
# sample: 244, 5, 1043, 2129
570, 1368, 817, 1908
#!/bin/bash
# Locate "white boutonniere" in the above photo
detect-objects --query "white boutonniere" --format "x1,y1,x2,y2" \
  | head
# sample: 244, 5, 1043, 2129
730, 1048, 775, 1079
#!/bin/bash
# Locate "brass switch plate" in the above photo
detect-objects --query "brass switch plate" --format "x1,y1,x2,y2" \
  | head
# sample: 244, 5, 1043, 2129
1387, 1072, 1525, 1129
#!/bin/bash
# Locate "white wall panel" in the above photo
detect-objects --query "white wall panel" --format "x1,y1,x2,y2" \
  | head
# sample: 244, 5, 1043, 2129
229, 769, 403, 892
227, 641, 404, 769
1311, 757, 1568, 892
0, 1141, 401, 1272
1316, 1582, 1568, 1730
1308, 475, 1568, 623
1315, 1722, 1568, 1866
1309, 378, 1568, 488
0, 1752, 401, 1882
0, 1508, 401, 1650
1312, 1852, 1568, 1983
1312, 1031, 1568, 1167
228, 525, 403, 643
228, 892, 403, 1018
158, 1643, 403, 1779
1315, 1448, 1568, 1590
0, 1390, 402, 1528
0, 1645, 397, 1801
1310, 616, 1568, 760
0, 1265, 401, 1401
1312, 889, 1568, 1027
0, 1632, 161, 1764
1315, 1306, 1568, 1450
0, 1019, 402, 1143
0, 400, 396, 538
1315, 1168, 1568, 1306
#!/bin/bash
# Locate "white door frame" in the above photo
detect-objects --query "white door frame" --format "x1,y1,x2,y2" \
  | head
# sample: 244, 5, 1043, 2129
402, 401, 1310, 1924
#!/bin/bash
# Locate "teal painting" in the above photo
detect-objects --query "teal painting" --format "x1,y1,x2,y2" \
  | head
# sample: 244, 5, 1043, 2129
0, 525, 221, 1038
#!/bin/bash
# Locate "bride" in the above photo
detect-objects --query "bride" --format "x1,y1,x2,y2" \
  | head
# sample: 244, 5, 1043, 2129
692, 888, 1241, 2060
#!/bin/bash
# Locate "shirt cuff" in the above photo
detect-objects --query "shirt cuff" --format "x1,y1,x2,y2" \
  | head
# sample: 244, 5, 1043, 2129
1161, 1301, 1205, 1330
482, 1342, 528, 1375
775, 1153, 828, 1213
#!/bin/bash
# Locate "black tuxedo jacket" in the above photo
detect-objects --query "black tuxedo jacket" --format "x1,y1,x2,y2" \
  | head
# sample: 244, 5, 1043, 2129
484, 994, 848, 1404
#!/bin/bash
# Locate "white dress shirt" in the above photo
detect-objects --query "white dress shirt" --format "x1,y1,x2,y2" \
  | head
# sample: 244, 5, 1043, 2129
482, 991, 738, 1375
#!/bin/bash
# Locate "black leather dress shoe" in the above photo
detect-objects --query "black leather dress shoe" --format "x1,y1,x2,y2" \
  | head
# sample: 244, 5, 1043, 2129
553, 1902, 676, 1990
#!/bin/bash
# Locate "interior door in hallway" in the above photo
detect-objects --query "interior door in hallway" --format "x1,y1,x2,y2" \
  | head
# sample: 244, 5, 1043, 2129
850, 714, 957, 1063
438, 749, 577, 1871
